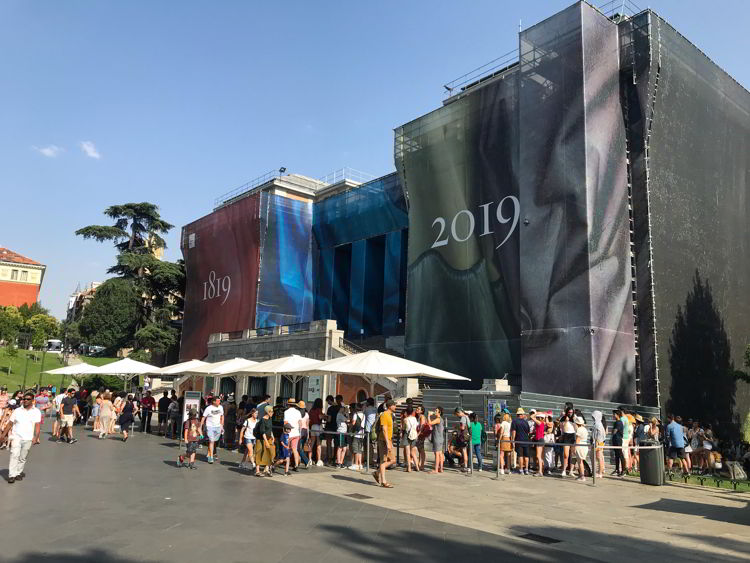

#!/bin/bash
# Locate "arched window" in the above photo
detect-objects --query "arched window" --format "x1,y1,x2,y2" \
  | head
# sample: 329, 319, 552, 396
356, 389, 367, 403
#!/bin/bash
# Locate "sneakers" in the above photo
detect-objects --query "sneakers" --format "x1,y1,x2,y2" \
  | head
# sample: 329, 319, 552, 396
306, 460, 313, 468
576, 476, 586, 482
15, 473, 24, 481
348, 464, 359, 471
207, 456, 214, 464
478, 467, 483, 472
68, 438, 78, 444
7, 477, 15, 484
561, 470, 567, 477
316, 460, 324, 467
189, 463, 197, 470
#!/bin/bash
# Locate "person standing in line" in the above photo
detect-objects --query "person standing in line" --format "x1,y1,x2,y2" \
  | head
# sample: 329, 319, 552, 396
348, 402, 365, 471
308, 398, 324, 466
543, 419, 556, 475
58, 389, 80, 444
510, 408, 530, 475
414, 405, 430, 471
496, 412, 512, 475
239, 408, 258, 471
469, 412, 484, 472
201, 395, 224, 464
92, 391, 102, 433
283, 398, 302, 471
275, 423, 293, 476
111, 392, 124, 435
52, 388, 65, 439
297, 401, 311, 469
402, 405, 419, 472
118, 394, 136, 442
666, 413, 689, 475
255, 405, 275, 477
178, 409, 200, 470
324, 395, 342, 465
374, 399, 396, 488
157, 391, 171, 436
559, 404, 576, 476
335, 405, 350, 468
611, 409, 625, 476
620, 410, 633, 474
98, 392, 114, 439
453, 407, 471, 473
428, 406, 445, 474
7, 391, 41, 484
592, 410, 606, 479
362, 398, 378, 470
167, 395, 180, 438
574, 415, 589, 482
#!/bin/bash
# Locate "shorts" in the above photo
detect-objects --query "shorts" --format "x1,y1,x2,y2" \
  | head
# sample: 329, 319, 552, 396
244, 438, 256, 447
92, 405, 100, 417
377, 439, 395, 463
61, 414, 75, 428
186, 441, 198, 455
561, 433, 576, 445
351, 437, 364, 454
206, 426, 221, 443
288, 436, 300, 451
515, 444, 530, 458
500, 439, 513, 452
337, 434, 348, 448
310, 424, 321, 438
404, 438, 417, 448
158, 413, 168, 424
668, 446, 685, 460
55, 412, 61, 421
576, 447, 589, 460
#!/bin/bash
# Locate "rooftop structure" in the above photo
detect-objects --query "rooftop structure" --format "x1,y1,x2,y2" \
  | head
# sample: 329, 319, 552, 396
0, 247, 46, 308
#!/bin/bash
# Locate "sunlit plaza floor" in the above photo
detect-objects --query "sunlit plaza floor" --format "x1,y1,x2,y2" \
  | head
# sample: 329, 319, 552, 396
1, 420, 748, 562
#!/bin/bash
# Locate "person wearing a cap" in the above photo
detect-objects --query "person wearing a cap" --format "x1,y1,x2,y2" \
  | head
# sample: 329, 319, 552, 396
7, 391, 41, 484
559, 403, 576, 477
200, 396, 224, 464
573, 415, 589, 482
529, 409, 545, 476
453, 407, 470, 473
510, 408, 530, 475
255, 405, 276, 477
283, 398, 303, 471
296, 401, 311, 469
274, 422, 294, 476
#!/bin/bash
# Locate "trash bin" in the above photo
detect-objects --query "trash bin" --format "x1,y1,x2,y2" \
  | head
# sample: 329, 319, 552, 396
639, 441, 664, 486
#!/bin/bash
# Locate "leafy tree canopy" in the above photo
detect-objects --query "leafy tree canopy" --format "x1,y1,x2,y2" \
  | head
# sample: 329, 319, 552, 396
0, 306, 23, 343
78, 278, 140, 353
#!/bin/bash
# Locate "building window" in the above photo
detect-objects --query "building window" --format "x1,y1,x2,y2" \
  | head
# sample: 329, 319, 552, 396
20, 270, 28, 282
10, 269, 18, 280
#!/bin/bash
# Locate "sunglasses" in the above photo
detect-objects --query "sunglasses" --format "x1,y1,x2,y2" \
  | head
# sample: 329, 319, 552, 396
23, 397, 34, 401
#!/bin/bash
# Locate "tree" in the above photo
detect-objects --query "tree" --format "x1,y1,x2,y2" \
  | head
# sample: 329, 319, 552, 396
18, 302, 51, 322
27, 314, 59, 341
60, 320, 83, 350
75, 203, 173, 260
135, 323, 177, 355
668, 271, 736, 429
78, 278, 140, 353
0, 306, 23, 343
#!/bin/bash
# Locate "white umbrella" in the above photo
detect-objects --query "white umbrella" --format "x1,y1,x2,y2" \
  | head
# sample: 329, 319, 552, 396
88, 357, 158, 390
300, 349, 470, 395
189, 357, 258, 377
43, 363, 98, 375
88, 357, 157, 375
242, 355, 322, 384
156, 359, 210, 375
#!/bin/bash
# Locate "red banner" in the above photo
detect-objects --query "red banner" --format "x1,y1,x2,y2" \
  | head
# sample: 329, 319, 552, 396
180, 195, 261, 360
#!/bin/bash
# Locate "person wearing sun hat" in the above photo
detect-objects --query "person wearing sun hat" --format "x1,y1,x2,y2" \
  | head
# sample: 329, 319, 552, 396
283, 398, 302, 471
574, 415, 589, 481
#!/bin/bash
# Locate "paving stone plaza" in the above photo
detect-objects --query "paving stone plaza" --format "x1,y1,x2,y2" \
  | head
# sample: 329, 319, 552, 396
2, 420, 748, 562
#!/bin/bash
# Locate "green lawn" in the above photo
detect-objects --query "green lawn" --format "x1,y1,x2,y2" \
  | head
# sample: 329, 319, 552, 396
0, 347, 118, 391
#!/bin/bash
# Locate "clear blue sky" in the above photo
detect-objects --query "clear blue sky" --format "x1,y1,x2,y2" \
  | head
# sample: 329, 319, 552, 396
1, 0, 748, 319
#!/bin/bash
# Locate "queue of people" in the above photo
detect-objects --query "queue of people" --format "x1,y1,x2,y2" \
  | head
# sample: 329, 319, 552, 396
4, 381, 750, 487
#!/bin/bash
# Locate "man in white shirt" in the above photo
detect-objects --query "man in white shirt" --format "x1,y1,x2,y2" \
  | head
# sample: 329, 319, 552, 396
7, 391, 41, 484
200, 396, 224, 464
283, 398, 302, 471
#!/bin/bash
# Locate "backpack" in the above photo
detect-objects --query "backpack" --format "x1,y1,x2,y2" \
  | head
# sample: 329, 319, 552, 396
370, 413, 382, 442
252, 420, 262, 439
352, 412, 362, 432
407, 419, 418, 441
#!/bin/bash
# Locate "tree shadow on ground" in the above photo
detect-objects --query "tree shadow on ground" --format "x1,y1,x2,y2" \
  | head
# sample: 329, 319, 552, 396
634, 497, 750, 526
9, 548, 142, 563
331, 473, 377, 486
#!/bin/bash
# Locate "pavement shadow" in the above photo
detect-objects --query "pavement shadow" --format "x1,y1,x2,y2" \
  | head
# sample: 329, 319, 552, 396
0, 468, 8, 481
162, 460, 180, 468
9, 548, 141, 563
331, 474, 377, 486
160, 442, 180, 448
634, 497, 750, 526
219, 460, 240, 468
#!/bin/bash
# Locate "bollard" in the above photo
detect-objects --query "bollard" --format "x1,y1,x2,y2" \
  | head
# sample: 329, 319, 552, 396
591, 437, 597, 486
496, 439, 500, 480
